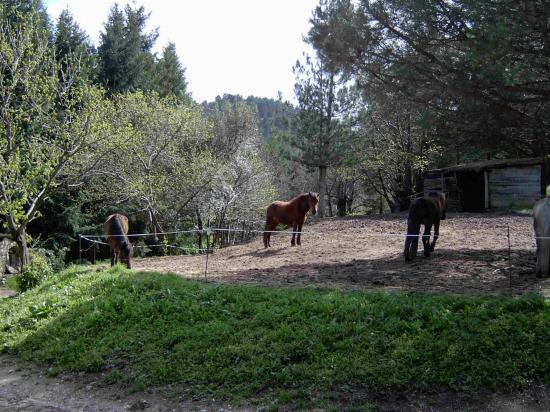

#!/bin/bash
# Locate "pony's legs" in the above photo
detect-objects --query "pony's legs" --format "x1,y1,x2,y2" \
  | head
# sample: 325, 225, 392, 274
265, 222, 277, 247
422, 223, 433, 257
411, 237, 419, 259
291, 224, 297, 246
264, 219, 272, 248
297, 224, 303, 245
110, 251, 115, 266
430, 220, 440, 251
404, 219, 420, 261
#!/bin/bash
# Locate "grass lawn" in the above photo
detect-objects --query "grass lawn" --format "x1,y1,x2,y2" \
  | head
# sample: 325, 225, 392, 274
1, 265, 549, 409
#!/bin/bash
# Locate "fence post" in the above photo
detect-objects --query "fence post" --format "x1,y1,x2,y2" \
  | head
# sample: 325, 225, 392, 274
507, 223, 512, 294
241, 221, 245, 243
79, 235, 82, 265
204, 227, 211, 281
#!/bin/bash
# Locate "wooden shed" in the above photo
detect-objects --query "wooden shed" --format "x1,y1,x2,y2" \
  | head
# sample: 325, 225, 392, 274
424, 157, 550, 211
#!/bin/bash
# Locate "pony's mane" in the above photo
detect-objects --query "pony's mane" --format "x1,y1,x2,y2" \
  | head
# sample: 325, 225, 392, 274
109, 215, 132, 252
290, 193, 309, 203
109, 215, 126, 237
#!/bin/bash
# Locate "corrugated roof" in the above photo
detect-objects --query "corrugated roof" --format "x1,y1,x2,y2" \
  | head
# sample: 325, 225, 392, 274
429, 157, 545, 173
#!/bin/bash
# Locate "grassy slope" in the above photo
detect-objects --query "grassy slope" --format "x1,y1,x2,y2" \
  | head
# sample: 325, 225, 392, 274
0, 265, 549, 406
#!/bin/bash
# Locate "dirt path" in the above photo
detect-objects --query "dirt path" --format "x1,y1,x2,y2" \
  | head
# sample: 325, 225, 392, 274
0, 288, 16, 299
1, 354, 549, 411
0, 355, 244, 412
134, 213, 550, 296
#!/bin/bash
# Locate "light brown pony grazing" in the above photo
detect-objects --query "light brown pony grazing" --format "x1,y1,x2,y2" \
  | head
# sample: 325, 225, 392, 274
264, 192, 319, 248
104, 214, 134, 269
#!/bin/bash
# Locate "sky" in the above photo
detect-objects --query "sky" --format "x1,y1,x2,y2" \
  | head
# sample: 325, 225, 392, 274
44, 0, 319, 103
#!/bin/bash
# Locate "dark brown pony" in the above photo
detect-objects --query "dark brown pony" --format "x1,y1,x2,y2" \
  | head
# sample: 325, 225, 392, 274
264, 192, 319, 248
104, 214, 134, 269
404, 192, 446, 261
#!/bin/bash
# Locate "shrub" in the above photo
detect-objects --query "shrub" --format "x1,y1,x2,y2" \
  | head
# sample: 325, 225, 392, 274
42, 247, 67, 272
15, 251, 53, 292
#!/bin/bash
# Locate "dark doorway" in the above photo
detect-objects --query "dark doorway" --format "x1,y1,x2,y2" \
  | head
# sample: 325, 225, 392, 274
457, 171, 485, 211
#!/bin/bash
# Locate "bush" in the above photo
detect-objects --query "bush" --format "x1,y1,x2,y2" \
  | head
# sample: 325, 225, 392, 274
42, 247, 67, 272
15, 251, 53, 292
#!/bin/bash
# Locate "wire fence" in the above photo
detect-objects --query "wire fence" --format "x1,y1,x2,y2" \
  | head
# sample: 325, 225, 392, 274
78, 216, 548, 295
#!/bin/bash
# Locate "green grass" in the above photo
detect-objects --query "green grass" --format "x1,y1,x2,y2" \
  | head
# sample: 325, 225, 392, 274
5, 275, 18, 290
0, 265, 549, 408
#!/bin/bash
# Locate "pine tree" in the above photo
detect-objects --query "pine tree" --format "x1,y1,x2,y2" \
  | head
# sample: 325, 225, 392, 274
154, 42, 188, 99
97, 4, 158, 93
2, 0, 52, 41
54, 8, 96, 80
291, 54, 351, 218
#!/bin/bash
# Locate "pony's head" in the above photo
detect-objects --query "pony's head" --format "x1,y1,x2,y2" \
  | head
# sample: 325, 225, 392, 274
307, 192, 320, 215
119, 239, 134, 269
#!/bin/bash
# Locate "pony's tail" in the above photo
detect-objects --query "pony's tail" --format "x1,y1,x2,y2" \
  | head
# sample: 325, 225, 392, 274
404, 219, 420, 261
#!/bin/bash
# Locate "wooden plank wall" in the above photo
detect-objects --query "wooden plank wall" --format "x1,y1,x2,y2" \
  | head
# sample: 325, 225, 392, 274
424, 174, 460, 210
488, 166, 541, 208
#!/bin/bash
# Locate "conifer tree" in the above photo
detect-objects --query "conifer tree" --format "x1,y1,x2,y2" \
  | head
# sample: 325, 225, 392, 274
97, 3, 158, 93
291, 54, 352, 217
154, 42, 188, 100
54, 8, 96, 80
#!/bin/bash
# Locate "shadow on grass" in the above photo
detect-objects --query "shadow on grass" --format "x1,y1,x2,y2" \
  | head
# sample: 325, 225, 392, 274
1, 266, 547, 409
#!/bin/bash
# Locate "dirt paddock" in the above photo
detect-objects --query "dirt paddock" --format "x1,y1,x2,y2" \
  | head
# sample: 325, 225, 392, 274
133, 213, 550, 296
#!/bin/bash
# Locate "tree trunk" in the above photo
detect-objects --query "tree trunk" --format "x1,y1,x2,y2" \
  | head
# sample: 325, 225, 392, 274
7, 215, 29, 269
196, 209, 203, 251
318, 165, 327, 218
148, 208, 165, 256
15, 228, 29, 268
337, 196, 347, 217
400, 112, 413, 211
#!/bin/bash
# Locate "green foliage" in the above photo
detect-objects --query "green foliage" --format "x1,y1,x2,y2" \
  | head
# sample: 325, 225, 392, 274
1, 0, 51, 40
0, 8, 108, 264
41, 247, 67, 273
154, 42, 188, 100
92, 92, 217, 231
15, 250, 53, 292
54, 8, 96, 81
1, 266, 548, 407
97, 3, 158, 93
5, 275, 18, 290
309, 0, 550, 160
292, 54, 353, 170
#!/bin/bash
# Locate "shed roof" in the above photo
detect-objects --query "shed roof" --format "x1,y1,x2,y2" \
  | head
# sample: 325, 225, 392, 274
428, 157, 545, 173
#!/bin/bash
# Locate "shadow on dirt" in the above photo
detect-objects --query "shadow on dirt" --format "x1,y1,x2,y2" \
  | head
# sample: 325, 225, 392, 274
210, 248, 546, 296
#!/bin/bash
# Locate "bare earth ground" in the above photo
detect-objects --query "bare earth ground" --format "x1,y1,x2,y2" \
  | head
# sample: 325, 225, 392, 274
2, 213, 550, 411
0, 355, 243, 412
134, 213, 550, 296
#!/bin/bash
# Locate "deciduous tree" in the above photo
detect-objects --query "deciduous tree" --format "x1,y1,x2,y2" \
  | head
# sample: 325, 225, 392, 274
0, 11, 107, 265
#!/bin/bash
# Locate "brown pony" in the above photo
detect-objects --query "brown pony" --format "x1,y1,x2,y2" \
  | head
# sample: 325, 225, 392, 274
264, 192, 319, 248
404, 192, 446, 261
104, 214, 134, 269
